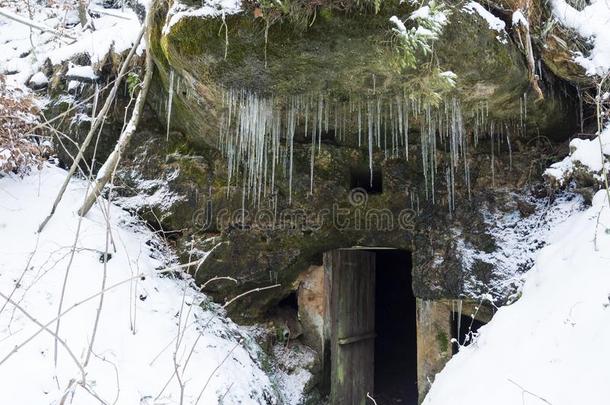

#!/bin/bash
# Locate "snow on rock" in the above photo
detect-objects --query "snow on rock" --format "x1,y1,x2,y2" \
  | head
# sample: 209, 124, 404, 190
425, 106, 610, 404
458, 190, 584, 301
424, 187, 610, 405
28, 71, 49, 88
66, 64, 99, 81
550, 0, 610, 75
114, 167, 186, 214
272, 342, 318, 404
163, 0, 242, 34
0, 165, 279, 405
463, 2, 508, 43
545, 126, 610, 185
0, 0, 144, 87
464, 2, 506, 32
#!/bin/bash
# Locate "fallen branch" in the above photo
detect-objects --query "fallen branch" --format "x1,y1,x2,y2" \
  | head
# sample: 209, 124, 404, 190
513, 3, 544, 102
78, 39, 154, 217
37, 24, 145, 233
0, 9, 76, 40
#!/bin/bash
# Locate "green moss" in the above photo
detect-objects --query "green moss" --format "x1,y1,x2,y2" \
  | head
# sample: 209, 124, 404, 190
436, 330, 449, 353
319, 7, 333, 21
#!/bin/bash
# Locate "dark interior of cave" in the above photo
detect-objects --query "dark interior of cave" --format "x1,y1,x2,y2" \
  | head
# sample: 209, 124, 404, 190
451, 312, 486, 354
373, 249, 418, 404
351, 167, 383, 194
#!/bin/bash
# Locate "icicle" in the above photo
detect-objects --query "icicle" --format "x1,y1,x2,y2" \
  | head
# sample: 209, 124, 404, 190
383, 107, 388, 160
376, 98, 381, 148
577, 86, 584, 133
405, 96, 409, 161
358, 104, 362, 147
368, 100, 374, 187
288, 99, 295, 204
506, 131, 512, 171
457, 300, 463, 346
166, 69, 175, 141
310, 98, 316, 194
490, 122, 495, 187
91, 83, 100, 119
317, 96, 323, 153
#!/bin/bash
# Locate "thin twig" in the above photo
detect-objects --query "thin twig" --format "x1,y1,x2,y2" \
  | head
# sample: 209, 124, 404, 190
0, 291, 86, 382
223, 284, 281, 308
194, 339, 243, 405
508, 379, 553, 405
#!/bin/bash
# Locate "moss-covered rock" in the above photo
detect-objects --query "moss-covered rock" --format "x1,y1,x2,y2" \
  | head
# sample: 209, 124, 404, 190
115, 0, 579, 320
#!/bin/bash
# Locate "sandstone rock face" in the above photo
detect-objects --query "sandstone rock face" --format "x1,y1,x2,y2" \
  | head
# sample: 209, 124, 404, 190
97, 0, 579, 320
40, 0, 580, 321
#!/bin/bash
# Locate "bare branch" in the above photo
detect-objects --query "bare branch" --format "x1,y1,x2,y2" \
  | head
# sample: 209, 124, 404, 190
223, 284, 281, 308
78, 37, 154, 216
0, 9, 76, 40
37, 24, 146, 232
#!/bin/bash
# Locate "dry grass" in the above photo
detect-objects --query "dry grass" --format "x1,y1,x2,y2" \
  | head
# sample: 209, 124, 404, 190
0, 75, 50, 175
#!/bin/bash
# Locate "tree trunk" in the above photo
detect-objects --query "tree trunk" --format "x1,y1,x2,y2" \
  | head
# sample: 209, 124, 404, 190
37, 25, 145, 233
78, 47, 154, 217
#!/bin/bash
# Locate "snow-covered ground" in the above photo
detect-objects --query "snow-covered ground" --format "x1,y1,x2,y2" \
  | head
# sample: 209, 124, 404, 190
551, 0, 610, 75
0, 0, 144, 87
0, 165, 278, 404
424, 126, 610, 404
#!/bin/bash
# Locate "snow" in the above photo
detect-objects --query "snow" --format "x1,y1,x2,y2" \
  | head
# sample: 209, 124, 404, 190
462, 2, 508, 44
511, 9, 529, 28
464, 2, 506, 32
114, 167, 185, 213
0, 0, 144, 87
550, 0, 610, 75
439, 70, 457, 86
458, 191, 584, 301
545, 126, 610, 185
271, 343, 317, 404
424, 187, 610, 405
389, 15, 407, 36
409, 3, 448, 25
390, 0, 450, 54
163, 0, 242, 35
28, 71, 49, 87
0, 165, 279, 404
66, 64, 99, 81
410, 5, 433, 20
423, 129, 610, 405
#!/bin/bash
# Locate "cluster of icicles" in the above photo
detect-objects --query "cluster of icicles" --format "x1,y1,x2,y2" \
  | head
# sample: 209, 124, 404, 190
212, 88, 522, 211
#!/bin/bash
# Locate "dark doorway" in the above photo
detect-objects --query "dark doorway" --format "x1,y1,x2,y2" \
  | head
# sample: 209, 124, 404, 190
373, 250, 417, 404
324, 249, 417, 405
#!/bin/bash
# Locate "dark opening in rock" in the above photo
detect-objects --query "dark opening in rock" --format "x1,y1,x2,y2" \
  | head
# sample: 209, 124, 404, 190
451, 312, 486, 354
350, 167, 382, 194
278, 290, 299, 312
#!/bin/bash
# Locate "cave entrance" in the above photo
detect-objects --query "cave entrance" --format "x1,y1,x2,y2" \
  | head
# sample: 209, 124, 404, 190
324, 248, 417, 405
